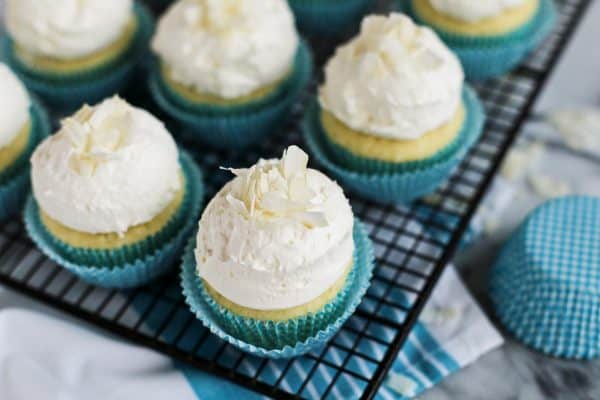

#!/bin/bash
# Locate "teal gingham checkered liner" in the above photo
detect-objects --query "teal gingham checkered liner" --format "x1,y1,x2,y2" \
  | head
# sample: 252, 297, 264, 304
490, 196, 600, 359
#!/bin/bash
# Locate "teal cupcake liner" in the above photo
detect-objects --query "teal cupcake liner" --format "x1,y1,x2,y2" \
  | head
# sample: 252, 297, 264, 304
0, 100, 51, 184
148, 40, 314, 150
1, 2, 155, 110
180, 219, 375, 357
490, 196, 600, 359
288, 0, 372, 37
0, 166, 30, 222
0, 100, 51, 221
303, 86, 485, 204
26, 151, 200, 266
405, 0, 557, 80
24, 151, 205, 289
316, 87, 479, 174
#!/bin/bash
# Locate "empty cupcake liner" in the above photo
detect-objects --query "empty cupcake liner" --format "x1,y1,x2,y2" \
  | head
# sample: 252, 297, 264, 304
0, 100, 51, 221
24, 151, 205, 289
180, 219, 375, 358
303, 86, 485, 204
490, 196, 600, 359
288, 0, 372, 38
316, 87, 478, 174
148, 40, 313, 150
405, 0, 557, 80
1, 2, 155, 110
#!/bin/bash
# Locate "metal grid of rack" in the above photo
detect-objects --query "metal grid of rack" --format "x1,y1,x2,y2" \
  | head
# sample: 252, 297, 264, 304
0, 0, 590, 398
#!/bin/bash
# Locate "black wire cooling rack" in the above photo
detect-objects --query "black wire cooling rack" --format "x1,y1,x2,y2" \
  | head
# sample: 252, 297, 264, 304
0, 0, 591, 398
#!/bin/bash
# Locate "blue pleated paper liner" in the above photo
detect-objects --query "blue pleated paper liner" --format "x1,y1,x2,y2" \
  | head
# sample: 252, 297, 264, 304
180, 219, 375, 358
490, 196, 600, 359
1, 2, 155, 110
288, 0, 372, 37
0, 100, 51, 221
404, 0, 557, 80
303, 86, 485, 204
24, 150, 204, 289
148, 40, 313, 150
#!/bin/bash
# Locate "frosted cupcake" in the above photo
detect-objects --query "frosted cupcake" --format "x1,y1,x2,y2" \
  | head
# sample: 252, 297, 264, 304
287, 0, 372, 38
406, 0, 556, 80
25, 96, 204, 288
303, 14, 485, 204
0, 64, 50, 221
149, 0, 313, 149
181, 146, 374, 354
2, 0, 154, 109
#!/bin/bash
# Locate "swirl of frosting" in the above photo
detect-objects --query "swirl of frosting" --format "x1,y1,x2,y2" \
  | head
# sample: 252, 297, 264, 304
31, 96, 181, 235
429, 0, 527, 22
5, 0, 133, 60
151, 0, 298, 99
195, 146, 354, 310
0, 64, 30, 149
319, 13, 464, 140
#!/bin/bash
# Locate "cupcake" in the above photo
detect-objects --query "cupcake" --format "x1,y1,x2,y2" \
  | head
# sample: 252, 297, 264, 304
25, 96, 204, 288
303, 13, 485, 204
406, 0, 557, 80
287, 0, 372, 38
148, 0, 313, 150
2, 0, 154, 110
181, 146, 374, 355
0, 64, 51, 221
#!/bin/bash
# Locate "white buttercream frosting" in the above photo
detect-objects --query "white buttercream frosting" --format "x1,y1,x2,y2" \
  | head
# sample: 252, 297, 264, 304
31, 96, 181, 235
5, 0, 133, 60
195, 146, 355, 310
151, 0, 298, 99
0, 64, 30, 149
319, 13, 464, 140
429, 0, 527, 22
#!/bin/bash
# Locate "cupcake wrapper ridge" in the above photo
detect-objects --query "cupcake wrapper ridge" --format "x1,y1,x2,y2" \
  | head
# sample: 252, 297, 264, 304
24, 150, 205, 289
303, 86, 485, 204
404, 0, 557, 80
1, 2, 155, 110
148, 40, 314, 150
288, 0, 372, 38
180, 219, 375, 358
0, 100, 51, 221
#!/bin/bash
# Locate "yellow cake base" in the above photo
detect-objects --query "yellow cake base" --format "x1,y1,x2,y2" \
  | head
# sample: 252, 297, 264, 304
204, 261, 353, 322
161, 64, 290, 107
321, 105, 465, 163
413, 0, 539, 36
0, 119, 31, 173
14, 16, 138, 74
40, 173, 185, 249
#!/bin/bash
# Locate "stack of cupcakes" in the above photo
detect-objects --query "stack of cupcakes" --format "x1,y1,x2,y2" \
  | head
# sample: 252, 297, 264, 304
25, 96, 204, 288
181, 146, 374, 355
406, 0, 557, 80
304, 13, 485, 204
148, 0, 313, 149
2, 0, 154, 110
0, 64, 50, 221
